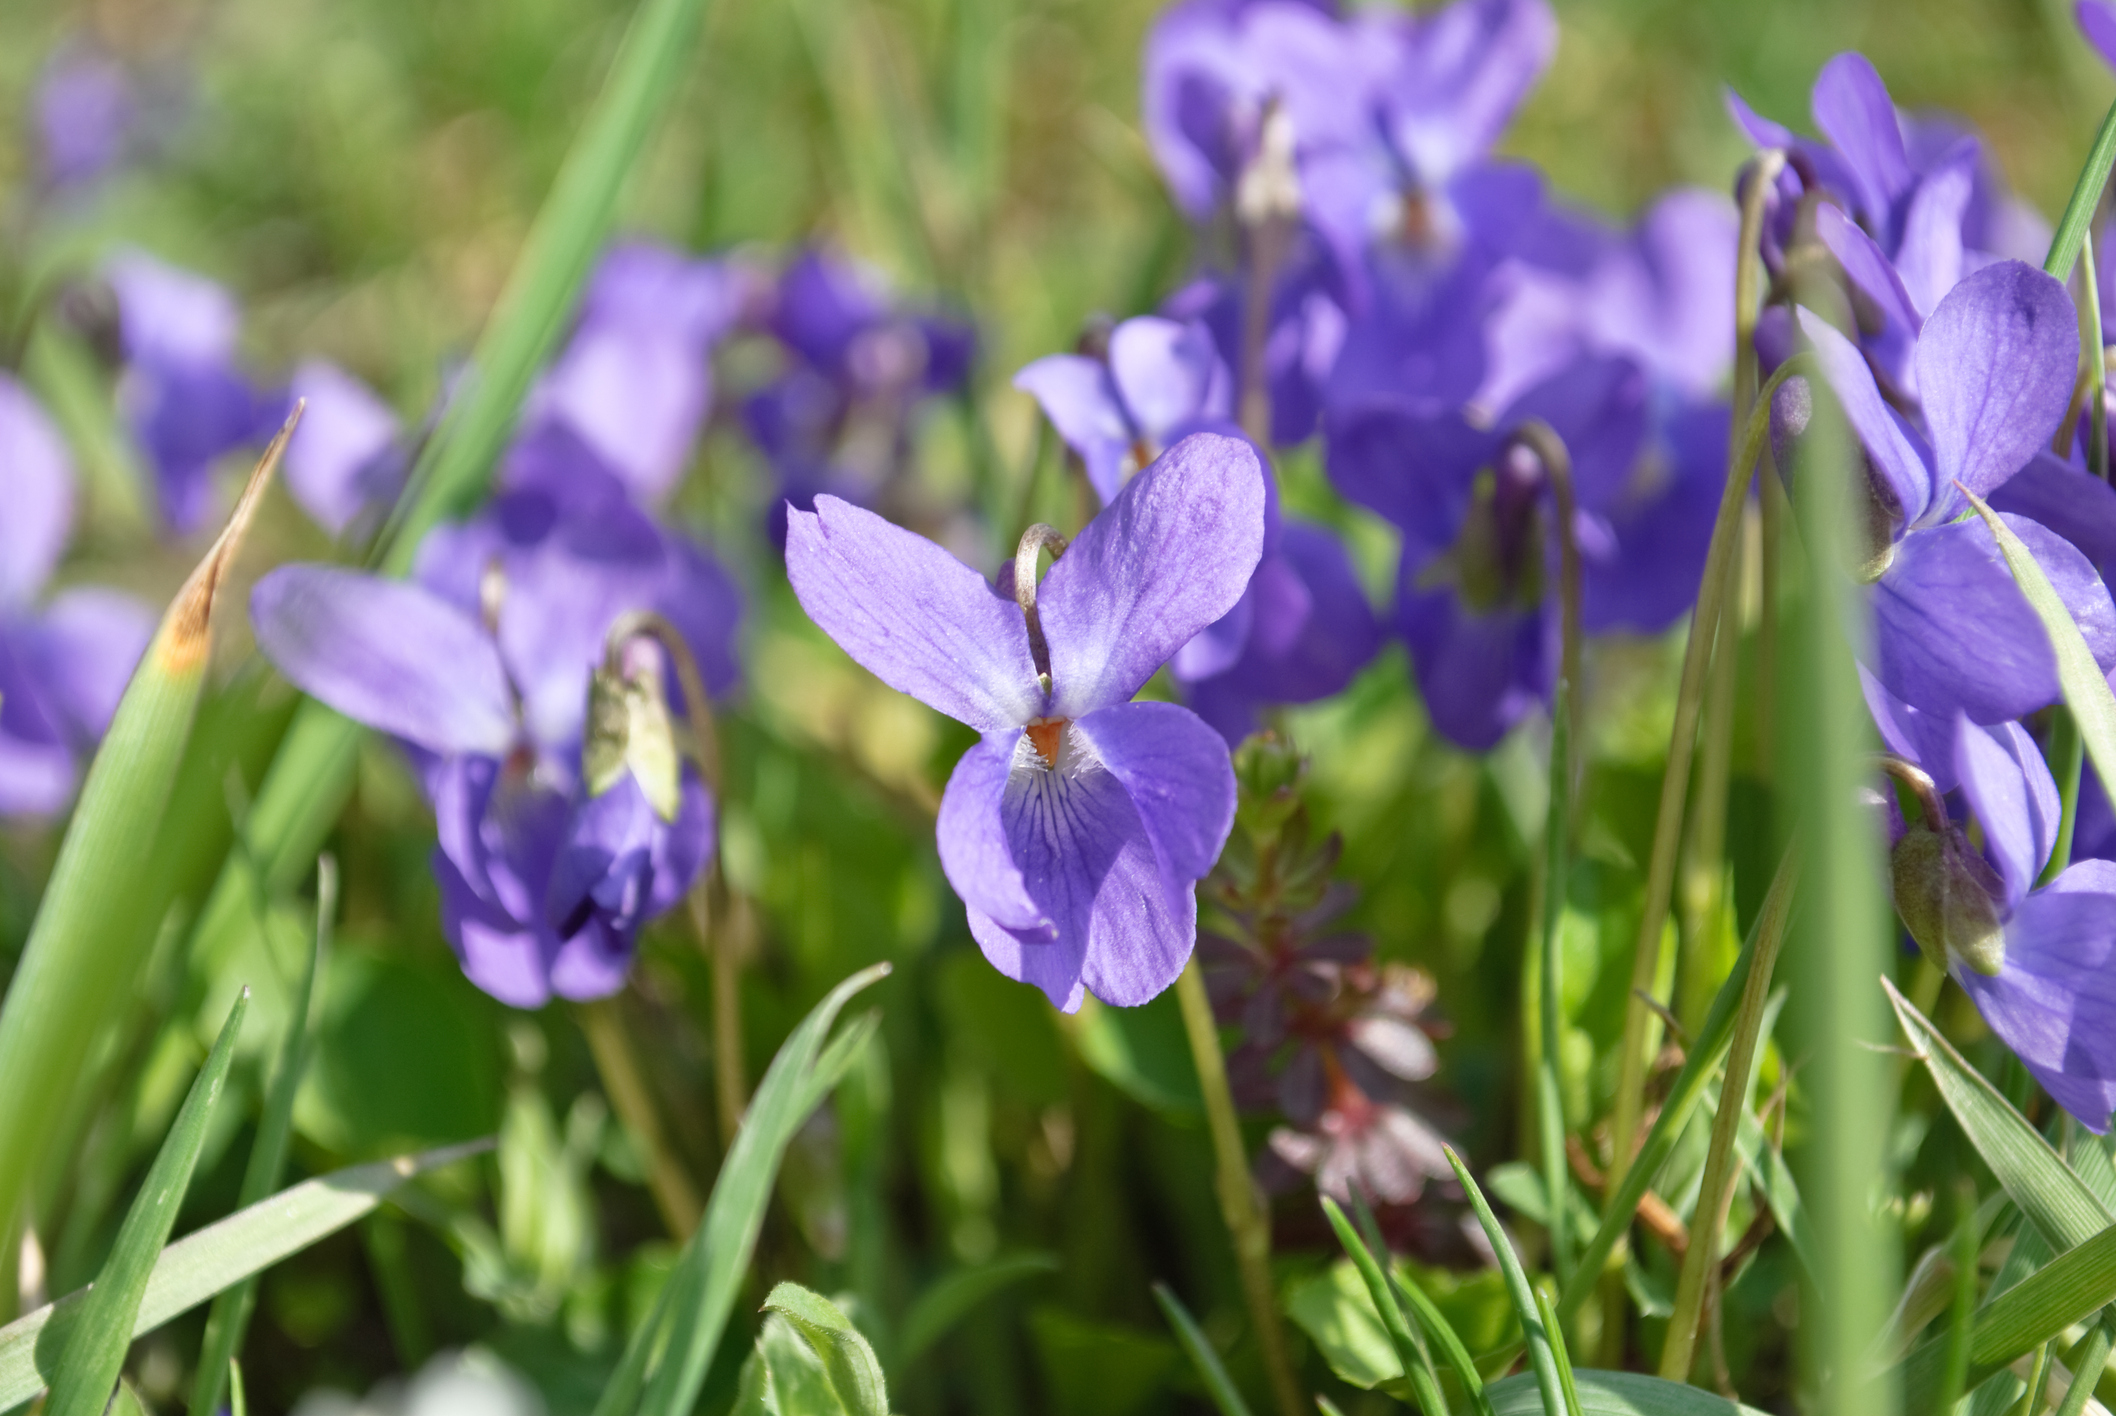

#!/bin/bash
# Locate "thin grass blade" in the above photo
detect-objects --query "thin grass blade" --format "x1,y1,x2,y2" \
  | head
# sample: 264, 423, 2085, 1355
1348, 1189, 1491, 1414
1319, 1198, 1449, 1416
188, 857, 336, 1416
0, 422, 289, 1238
1533, 1288, 1584, 1416
2044, 98, 2116, 283
1445, 1147, 1567, 1416
0, 1139, 488, 1408
1152, 1282, 1256, 1416
45, 990, 249, 1416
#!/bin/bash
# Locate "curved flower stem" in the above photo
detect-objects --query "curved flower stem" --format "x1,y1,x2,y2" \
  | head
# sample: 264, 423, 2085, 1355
1510, 419, 1582, 753
603, 610, 745, 1144
1173, 959, 1306, 1416
1235, 101, 1300, 447
2081, 227, 2108, 483
1013, 524, 1069, 693
1678, 524, 1744, 1034
1609, 357, 1807, 1184
580, 997, 702, 1238
1657, 827, 1795, 1381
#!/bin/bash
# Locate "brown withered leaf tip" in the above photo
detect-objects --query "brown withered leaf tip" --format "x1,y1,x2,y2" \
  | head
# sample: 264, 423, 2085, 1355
158, 400, 305, 674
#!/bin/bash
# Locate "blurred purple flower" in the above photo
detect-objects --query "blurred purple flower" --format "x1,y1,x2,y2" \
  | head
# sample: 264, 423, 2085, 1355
1162, 240, 1349, 447
786, 432, 1263, 1010
0, 375, 154, 818
284, 360, 405, 538
250, 461, 741, 1007
105, 251, 285, 534
34, 43, 135, 192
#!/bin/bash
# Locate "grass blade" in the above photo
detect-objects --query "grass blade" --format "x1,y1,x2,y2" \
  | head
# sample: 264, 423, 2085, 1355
1533, 1288, 1584, 1416
594, 963, 892, 1416
2044, 97, 2116, 283
186, 0, 726, 1045
1152, 1282, 1256, 1416
1485, 1370, 1770, 1414
1348, 1189, 1491, 1415
45, 989, 249, 1416
1557, 852, 1796, 1322
1446, 1147, 1567, 1416
0, 422, 288, 1239
901, 1254, 1059, 1361
188, 856, 336, 1416
0, 1139, 489, 1408
1320, 1197, 1450, 1416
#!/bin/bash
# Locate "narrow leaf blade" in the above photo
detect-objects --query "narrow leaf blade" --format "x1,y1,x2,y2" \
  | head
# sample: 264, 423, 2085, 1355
1152, 1282, 1256, 1416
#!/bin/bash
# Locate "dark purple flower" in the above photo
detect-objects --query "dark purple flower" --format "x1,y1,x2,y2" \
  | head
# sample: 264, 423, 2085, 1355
1887, 720, 2116, 1131
1793, 260, 2116, 730
105, 251, 285, 534
0, 375, 154, 818
785, 432, 1265, 1010
250, 469, 740, 1007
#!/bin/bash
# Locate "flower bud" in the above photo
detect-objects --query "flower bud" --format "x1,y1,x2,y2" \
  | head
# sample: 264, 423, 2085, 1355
583, 642, 683, 822
1890, 823, 2007, 976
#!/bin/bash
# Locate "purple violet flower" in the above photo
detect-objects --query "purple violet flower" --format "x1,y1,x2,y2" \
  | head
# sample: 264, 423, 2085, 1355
250, 461, 740, 1007
785, 432, 1265, 1010
105, 251, 285, 535
34, 43, 136, 193
1161, 240, 1349, 447
0, 375, 154, 818
284, 360, 405, 538
1886, 721, 2116, 1131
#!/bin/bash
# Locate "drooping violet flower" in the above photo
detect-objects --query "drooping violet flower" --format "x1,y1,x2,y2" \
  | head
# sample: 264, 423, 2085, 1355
0, 375, 155, 818
284, 360, 405, 538
1014, 315, 1235, 503
1327, 356, 1717, 750
104, 251, 285, 534
786, 432, 1265, 1010
524, 241, 743, 504
250, 466, 740, 1007
1884, 721, 2116, 1130
1791, 260, 2116, 733
746, 248, 975, 542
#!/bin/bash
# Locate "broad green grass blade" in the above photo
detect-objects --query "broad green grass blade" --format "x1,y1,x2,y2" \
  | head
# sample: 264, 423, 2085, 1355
901, 1253, 1059, 1360
1320, 1198, 1449, 1416
1152, 1282, 1256, 1416
1558, 853, 1795, 1321
763, 1283, 889, 1416
1486, 1371, 1770, 1415
1446, 1147, 1566, 1416
0, 1140, 488, 1408
189, 857, 336, 1416
2044, 98, 2116, 282
594, 963, 891, 1416
1962, 487, 2116, 809
45, 990, 249, 1416
0, 424, 288, 1238
1348, 1189, 1491, 1415
187, 0, 726, 1026
1884, 979, 2112, 1249
1898, 1203, 2116, 1407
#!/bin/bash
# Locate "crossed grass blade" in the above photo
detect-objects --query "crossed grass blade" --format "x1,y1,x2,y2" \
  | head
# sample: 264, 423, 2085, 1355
0, 1139, 490, 1408
1152, 1282, 1256, 1416
1444, 1148, 1568, 1416
43, 990, 248, 1416
0, 416, 290, 1242
1318, 1197, 1450, 1416
593, 963, 891, 1416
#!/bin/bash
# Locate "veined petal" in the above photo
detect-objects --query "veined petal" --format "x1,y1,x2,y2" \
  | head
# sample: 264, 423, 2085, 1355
1796, 307, 1932, 525
1039, 431, 1267, 716
1012, 354, 1134, 503
1953, 715, 2061, 911
786, 495, 1040, 732
1894, 149, 1975, 317
251, 565, 518, 756
937, 735, 1052, 936
1076, 700, 1236, 889
0, 375, 73, 607
1809, 52, 1912, 236
1914, 261, 2077, 518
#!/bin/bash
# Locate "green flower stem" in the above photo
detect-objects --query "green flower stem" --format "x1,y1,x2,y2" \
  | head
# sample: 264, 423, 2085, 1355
1609, 350, 1804, 1184
580, 998, 703, 1239
1173, 960, 1305, 1416
1537, 677, 1574, 1292
1658, 822, 1794, 1382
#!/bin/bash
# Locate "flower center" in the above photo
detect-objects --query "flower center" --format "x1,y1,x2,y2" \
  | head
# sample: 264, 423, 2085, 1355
1025, 716, 1069, 769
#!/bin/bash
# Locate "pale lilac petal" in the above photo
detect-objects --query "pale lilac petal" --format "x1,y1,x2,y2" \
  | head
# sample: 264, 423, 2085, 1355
1860, 665, 1961, 791
1384, 0, 1556, 181
285, 360, 401, 536
31, 588, 153, 739
937, 735, 1052, 937
1140, 0, 1253, 220
786, 495, 1040, 732
1400, 571, 1546, 752
1723, 87, 1795, 150
537, 326, 707, 501
0, 621, 76, 817
1171, 589, 1254, 682
1813, 204, 1921, 341
1894, 150, 1974, 317
1809, 52, 1911, 233
1797, 306, 1933, 525
1076, 699, 1236, 887
1013, 354, 1133, 502
967, 904, 1088, 1014
106, 250, 239, 364
1914, 261, 2078, 517
0, 375, 75, 606
1038, 431, 1267, 716
1108, 316, 1231, 440
2081, 0, 2116, 72
1989, 451, 2116, 576
1870, 514, 2116, 724
1954, 716, 2061, 911
250, 565, 517, 756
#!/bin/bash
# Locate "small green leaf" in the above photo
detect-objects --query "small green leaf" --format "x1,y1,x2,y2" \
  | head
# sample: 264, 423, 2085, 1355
763, 1283, 890, 1416
1446, 1147, 1568, 1416
1151, 1282, 1255, 1416
1960, 486, 2116, 815
46, 990, 250, 1416
0, 1139, 488, 1409
1485, 1370, 1771, 1415
900, 1253, 1058, 1360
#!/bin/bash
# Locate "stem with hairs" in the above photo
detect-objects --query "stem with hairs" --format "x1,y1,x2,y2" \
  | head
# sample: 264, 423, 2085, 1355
1174, 959, 1305, 1416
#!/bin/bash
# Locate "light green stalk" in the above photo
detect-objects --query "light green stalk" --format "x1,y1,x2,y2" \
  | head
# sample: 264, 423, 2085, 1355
0, 418, 291, 1240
